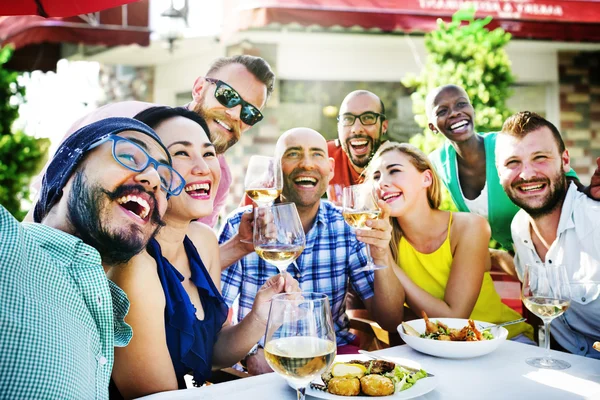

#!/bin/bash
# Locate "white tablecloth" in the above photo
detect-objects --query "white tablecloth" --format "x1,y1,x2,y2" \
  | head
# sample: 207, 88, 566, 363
137, 341, 600, 399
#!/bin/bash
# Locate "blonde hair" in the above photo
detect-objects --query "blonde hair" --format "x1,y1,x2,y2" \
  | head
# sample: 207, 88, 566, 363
365, 141, 442, 260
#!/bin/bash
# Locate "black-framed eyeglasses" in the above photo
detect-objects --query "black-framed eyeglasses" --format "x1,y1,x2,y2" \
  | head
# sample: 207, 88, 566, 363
205, 77, 264, 126
88, 135, 186, 197
337, 112, 385, 127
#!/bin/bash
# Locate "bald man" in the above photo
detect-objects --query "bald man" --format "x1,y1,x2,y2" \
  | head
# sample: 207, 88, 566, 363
328, 90, 388, 193
218, 127, 404, 374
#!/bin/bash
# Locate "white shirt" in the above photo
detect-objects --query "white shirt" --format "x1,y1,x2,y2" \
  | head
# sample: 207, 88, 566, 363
455, 158, 489, 218
512, 183, 600, 358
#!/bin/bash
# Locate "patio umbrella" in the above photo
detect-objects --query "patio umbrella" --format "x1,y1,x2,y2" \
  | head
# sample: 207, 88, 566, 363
0, 0, 141, 18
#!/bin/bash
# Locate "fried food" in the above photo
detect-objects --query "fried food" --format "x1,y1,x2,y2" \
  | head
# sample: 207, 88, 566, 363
420, 311, 488, 341
347, 360, 395, 375
327, 377, 361, 396
360, 374, 395, 396
594, 341, 600, 352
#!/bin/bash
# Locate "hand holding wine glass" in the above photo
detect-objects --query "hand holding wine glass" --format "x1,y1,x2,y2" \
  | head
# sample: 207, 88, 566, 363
342, 183, 387, 272
254, 203, 306, 275
522, 262, 572, 370
264, 292, 336, 400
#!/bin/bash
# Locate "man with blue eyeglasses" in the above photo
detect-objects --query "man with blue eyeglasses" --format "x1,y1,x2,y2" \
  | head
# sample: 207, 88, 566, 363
0, 118, 179, 399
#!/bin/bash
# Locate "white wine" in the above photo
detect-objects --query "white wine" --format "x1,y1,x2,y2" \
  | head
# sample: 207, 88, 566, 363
255, 244, 304, 269
246, 188, 281, 205
264, 337, 336, 385
342, 210, 381, 230
523, 296, 570, 320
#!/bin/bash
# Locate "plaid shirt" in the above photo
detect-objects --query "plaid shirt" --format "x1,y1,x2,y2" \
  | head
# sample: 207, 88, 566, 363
219, 201, 375, 346
0, 205, 132, 399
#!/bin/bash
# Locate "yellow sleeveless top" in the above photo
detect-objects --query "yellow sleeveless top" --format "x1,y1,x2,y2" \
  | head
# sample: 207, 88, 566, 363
397, 213, 533, 340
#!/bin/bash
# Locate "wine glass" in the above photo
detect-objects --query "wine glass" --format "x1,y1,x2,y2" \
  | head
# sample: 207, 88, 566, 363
264, 292, 336, 400
245, 155, 283, 206
521, 262, 572, 370
254, 202, 306, 275
326, 184, 343, 207
342, 183, 386, 272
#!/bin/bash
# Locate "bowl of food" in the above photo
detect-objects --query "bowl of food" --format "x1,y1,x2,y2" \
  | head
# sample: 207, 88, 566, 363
306, 354, 438, 399
397, 313, 508, 359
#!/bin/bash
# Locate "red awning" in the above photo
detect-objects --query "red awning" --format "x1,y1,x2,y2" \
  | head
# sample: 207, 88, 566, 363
228, 0, 600, 42
0, 1, 149, 72
0, 0, 141, 18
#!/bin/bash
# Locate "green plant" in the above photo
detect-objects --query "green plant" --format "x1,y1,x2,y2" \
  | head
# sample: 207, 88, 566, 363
402, 8, 515, 214
0, 46, 49, 220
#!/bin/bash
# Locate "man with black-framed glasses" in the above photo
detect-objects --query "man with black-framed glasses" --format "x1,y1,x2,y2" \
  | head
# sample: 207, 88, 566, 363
26, 55, 276, 228
327, 90, 388, 202
1, 118, 174, 399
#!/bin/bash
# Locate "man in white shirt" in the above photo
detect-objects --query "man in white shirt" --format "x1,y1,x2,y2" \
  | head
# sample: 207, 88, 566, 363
495, 111, 600, 359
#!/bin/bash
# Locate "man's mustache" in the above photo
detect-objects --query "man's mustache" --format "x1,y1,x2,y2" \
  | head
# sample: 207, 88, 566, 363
103, 184, 165, 227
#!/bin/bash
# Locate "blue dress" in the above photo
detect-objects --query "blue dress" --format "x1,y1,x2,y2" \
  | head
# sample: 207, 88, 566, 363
149, 236, 229, 388
109, 237, 228, 398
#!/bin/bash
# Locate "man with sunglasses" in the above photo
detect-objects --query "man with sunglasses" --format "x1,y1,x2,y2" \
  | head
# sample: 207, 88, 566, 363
26, 55, 275, 228
1, 118, 177, 399
327, 90, 388, 199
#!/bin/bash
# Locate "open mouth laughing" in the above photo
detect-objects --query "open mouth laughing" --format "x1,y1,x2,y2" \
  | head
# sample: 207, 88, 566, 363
293, 175, 318, 188
184, 181, 211, 199
514, 181, 548, 195
348, 137, 372, 156
116, 193, 152, 222
447, 119, 470, 134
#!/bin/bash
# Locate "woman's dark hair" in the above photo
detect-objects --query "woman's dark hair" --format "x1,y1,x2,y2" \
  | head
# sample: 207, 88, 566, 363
134, 106, 210, 140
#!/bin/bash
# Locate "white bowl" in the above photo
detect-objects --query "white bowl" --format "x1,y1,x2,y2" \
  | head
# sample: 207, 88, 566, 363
397, 318, 508, 359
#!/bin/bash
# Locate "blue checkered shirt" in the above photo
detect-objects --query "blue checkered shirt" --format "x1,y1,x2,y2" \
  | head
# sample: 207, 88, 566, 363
0, 205, 132, 399
219, 201, 375, 346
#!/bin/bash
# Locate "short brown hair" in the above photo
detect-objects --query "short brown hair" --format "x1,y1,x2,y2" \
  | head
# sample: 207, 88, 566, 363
207, 55, 275, 99
501, 111, 565, 153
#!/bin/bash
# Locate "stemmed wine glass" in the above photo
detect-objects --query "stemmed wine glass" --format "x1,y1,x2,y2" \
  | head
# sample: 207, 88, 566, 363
254, 202, 306, 275
264, 292, 336, 400
242, 155, 284, 244
245, 155, 283, 206
522, 262, 572, 370
342, 183, 386, 272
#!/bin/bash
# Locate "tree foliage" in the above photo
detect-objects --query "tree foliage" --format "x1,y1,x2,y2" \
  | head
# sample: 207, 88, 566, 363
402, 8, 515, 154
0, 46, 49, 220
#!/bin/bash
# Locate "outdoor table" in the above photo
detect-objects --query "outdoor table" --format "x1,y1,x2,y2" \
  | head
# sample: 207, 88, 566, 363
137, 341, 600, 399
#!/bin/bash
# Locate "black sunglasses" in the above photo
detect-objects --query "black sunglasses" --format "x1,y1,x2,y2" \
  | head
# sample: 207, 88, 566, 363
337, 112, 385, 127
205, 77, 264, 126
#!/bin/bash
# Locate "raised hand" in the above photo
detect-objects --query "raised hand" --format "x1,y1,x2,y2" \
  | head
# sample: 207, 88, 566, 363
251, 272, 300, 325
355, 199, 392, 264
584, 157, 600, 200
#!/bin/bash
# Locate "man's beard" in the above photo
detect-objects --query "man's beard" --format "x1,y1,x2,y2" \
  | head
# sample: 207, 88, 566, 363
192, 96, 241, 154
506, 170, 567, 219
342, 127, 383, 169
67, 171, 165, 266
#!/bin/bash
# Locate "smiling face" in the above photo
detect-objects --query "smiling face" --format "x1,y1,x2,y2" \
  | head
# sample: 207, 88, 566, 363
64, 130, 169, 265
277, 128, 334, 208
371, 149, 434, 217
338, 91, 387, 169
192, 63, 267, 154
154, 116, 221, 221
427, 86, 475, 143
497, 127, 570, 218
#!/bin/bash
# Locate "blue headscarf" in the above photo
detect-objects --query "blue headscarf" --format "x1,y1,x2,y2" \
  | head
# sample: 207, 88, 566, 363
33, 117, 170, 223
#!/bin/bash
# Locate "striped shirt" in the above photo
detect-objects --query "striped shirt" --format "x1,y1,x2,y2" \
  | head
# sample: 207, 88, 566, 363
0, 205, 132, 399
219, 201, 375, 346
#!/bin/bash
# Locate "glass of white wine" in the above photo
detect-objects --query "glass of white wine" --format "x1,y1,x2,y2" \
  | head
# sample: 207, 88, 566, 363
254, 202, 306, 274
245, 155, 283, 206
342, 183, 386, 272
264, 292, 336, 400
522, 262, 572, 370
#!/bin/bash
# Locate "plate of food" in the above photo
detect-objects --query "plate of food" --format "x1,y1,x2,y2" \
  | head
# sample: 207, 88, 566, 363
397, 312, 508, 359
306, 354, 438, 399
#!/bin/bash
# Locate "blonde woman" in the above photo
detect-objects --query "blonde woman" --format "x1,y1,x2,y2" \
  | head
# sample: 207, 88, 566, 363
366, 141, 533, 342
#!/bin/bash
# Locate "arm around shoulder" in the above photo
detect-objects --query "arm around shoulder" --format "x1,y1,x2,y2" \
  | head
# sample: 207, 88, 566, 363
108, 252, 179, 399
